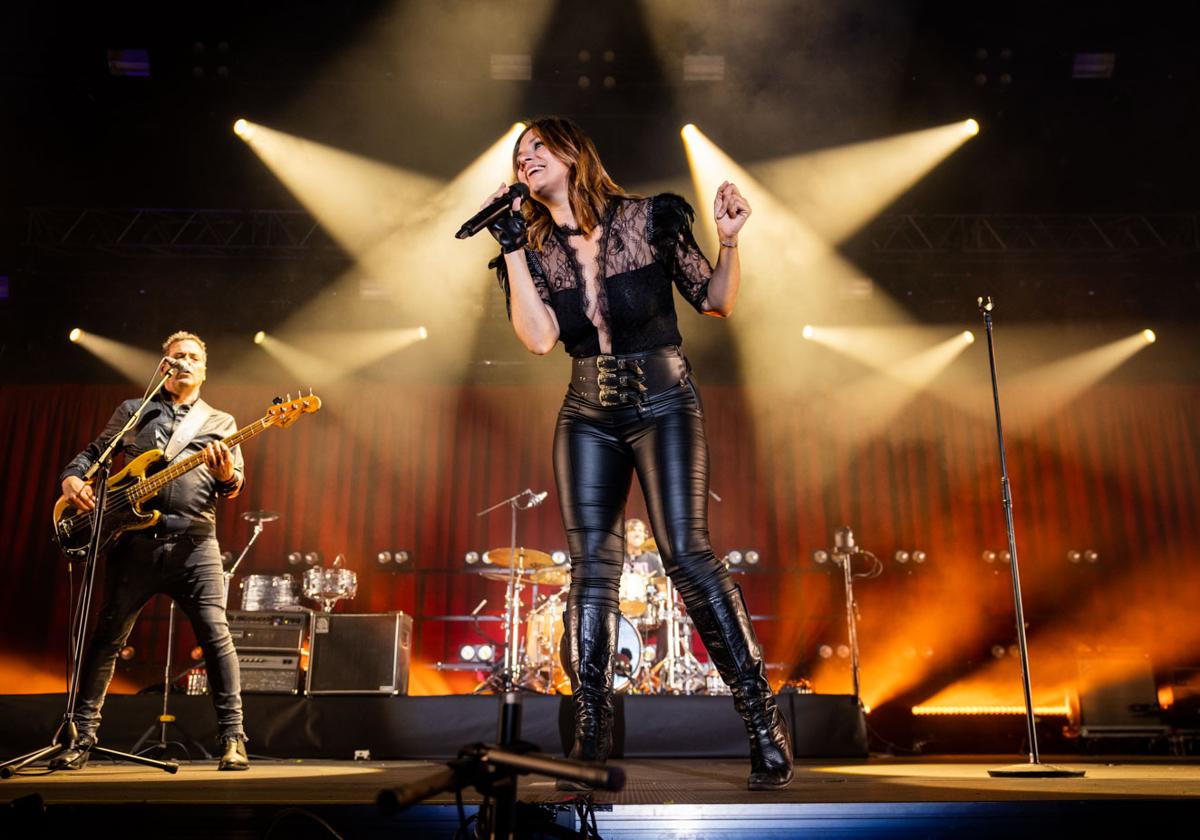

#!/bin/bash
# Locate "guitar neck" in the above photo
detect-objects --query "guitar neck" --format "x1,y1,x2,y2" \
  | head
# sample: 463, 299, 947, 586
130, 415, 274, 501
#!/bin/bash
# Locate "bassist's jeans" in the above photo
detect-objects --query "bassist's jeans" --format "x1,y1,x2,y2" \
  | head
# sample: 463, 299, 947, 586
72, 533, 244, 743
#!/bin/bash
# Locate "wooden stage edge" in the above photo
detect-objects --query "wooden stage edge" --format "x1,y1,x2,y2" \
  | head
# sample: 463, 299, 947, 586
2, 757, 1198, 838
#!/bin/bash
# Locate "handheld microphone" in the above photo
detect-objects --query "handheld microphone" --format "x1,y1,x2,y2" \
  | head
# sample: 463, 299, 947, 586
455, 183, 530, 240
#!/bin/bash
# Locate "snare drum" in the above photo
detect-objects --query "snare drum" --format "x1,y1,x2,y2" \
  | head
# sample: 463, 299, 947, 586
239, 573, 299, 611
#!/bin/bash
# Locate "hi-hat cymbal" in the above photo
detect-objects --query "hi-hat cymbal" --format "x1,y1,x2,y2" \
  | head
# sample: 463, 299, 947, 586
243, 510, 280, 523
484, 547, 554, 569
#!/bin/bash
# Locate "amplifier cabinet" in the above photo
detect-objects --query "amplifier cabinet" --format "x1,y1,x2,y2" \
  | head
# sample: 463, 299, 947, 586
228, 609, 312, 652
237, 652, 303, 694
307, 612, 413, 695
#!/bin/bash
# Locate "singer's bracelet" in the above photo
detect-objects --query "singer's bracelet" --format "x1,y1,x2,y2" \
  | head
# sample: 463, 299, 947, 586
719, 240, 738, 248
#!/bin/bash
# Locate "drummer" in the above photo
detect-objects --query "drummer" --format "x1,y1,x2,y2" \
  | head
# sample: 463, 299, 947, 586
624, 518, 664, 577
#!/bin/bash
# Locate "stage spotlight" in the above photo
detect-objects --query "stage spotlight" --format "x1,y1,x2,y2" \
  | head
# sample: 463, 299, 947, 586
813, 549, 829, 565
551, 550, 569, 566
818, 644, 833, 659
377, 551, 393, 566
1142, 328, 1156, 344
118, 645, 135, 661
999, 550, 1011, 563
836, 645, 851, 659
982, 550, 996, 564
287, 551, 304, 566
745, 550, 760, 566
476, 644, 495, 662
964, 118, 980, 136
680, 123, 697, 139
1067, 550, 1082, 564
726, 550, 744, 566
69, 328, 83, 343
233, 118, 252, 138
894, 550, 910, 564
304, 551, 321, 566
991, 644, 1007, 659
459, 644, 477, 662
921, 646, 935, 659
418, 326, 429, 340
253, 330, 266, 345
190, 646, 204, 661
802, 324, 815, 340
962, 331, 975, 345
464, 551, 481, 565
1084, 549, 1099, 564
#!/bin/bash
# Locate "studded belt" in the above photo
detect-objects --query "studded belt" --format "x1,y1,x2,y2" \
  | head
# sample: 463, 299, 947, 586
570, 345, 690, 407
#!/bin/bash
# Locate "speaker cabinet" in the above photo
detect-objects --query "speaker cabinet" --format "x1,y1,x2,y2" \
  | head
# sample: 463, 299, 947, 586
307, 612, 413, 695
1076, 650, 1167, 737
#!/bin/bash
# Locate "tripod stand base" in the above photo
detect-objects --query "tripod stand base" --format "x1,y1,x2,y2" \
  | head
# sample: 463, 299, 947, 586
988, 762, 1086, 778
1, 742, 179, 778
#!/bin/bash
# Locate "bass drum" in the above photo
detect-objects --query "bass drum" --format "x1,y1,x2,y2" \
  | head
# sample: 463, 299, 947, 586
526, 606, 643, 694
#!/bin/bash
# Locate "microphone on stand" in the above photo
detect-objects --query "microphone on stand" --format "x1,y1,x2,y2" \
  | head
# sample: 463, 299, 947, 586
525, 490, 549, 507
455, 183, 530, 239
161, 357, 192, 376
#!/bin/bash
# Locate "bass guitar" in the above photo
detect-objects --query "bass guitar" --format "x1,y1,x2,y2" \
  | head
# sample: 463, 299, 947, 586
52, 393, 321, 558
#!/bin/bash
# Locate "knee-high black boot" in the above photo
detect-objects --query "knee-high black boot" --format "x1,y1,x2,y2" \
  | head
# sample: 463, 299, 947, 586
686, 585, 794, 790
557, 601, 619, 791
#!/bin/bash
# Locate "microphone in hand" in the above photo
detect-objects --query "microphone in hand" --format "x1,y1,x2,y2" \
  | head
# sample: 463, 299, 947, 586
457, 182, 530, 241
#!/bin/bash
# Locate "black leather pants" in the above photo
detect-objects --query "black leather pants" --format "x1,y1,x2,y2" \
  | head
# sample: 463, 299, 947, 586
554, 354, 736, 610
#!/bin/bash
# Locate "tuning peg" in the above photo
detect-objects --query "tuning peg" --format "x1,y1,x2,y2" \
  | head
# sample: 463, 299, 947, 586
286, 393, 291, 401
272, 396, 283, 406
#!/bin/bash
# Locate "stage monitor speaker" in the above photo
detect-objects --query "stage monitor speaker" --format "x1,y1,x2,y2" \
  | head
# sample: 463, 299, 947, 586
307, 612, 413, 695
1077, 650, 1167, 737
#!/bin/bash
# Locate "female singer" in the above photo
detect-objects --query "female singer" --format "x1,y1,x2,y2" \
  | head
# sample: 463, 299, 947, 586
485, 117, 791, 790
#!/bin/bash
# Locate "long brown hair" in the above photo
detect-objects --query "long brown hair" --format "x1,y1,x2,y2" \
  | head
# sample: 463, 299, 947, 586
513, 117, 634, 251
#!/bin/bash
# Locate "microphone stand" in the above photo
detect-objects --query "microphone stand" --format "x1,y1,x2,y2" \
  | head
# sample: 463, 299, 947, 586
978, 296, 1084, 779
377, 691, 624, 839
2, 368, 180, 777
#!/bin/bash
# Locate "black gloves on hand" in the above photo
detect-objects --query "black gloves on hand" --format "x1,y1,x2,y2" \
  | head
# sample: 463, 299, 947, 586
488, 211, 528, 254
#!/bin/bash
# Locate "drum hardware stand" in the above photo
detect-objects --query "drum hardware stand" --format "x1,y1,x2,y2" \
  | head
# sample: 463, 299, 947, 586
2, 365, 180, 778
977, 296, 1085, 780
129, 600, 212, 760
475, 489, 548, 693
646, 578, 705, 694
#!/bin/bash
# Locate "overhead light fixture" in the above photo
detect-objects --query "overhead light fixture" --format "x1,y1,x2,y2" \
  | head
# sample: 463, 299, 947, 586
69, 328, 83, 343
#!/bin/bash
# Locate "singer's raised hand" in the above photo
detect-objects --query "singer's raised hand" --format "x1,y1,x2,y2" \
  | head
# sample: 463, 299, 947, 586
714, 181, 751, 242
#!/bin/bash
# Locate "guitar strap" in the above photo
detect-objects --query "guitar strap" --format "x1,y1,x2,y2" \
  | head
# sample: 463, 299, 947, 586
163, 399, 214, 463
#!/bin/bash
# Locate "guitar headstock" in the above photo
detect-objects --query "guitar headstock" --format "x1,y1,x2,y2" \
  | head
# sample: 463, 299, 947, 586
267, 391, 323, 428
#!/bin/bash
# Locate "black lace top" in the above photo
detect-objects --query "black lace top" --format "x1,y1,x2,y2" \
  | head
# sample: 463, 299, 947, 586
494, 193, 714, 357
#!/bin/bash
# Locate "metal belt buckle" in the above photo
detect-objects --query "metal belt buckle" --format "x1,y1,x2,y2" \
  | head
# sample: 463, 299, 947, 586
598, 383, 621, 406
596, 354, 618, 373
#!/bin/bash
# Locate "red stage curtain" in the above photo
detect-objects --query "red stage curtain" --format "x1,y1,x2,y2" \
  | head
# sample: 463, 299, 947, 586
2, 382, 1198, 695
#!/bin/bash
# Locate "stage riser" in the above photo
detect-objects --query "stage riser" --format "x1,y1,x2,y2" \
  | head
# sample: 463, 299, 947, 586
0, 693, 866, 760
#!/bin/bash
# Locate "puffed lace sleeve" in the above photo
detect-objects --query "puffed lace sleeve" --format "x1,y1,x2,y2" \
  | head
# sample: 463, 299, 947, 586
648, 193, 713, 313
491, 248, 551, 320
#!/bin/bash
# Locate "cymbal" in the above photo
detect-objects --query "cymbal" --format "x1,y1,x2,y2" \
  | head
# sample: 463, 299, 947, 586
484, 547, 554, 569
530, 566, 570, 587
243, 510, 280, 523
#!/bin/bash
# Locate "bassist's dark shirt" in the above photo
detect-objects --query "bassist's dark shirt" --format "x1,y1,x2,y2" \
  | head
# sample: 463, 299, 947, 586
60, 392, 244, 536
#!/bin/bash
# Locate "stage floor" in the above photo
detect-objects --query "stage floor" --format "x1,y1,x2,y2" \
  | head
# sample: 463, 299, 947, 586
3, 756, 1198, 837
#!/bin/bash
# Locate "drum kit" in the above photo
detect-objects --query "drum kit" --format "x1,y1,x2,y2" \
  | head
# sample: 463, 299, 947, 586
234, 512, 359, 614
474, 538, 717, 696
